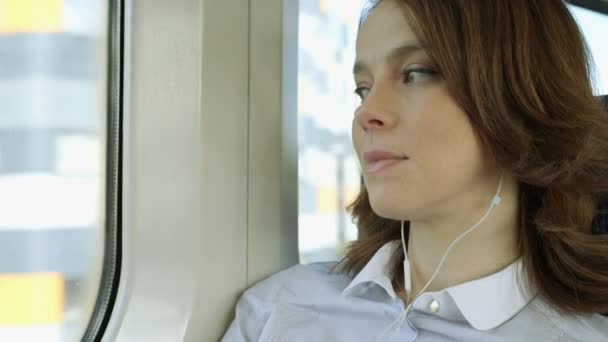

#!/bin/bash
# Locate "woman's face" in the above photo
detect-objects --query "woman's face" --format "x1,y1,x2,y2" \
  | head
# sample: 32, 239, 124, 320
352, 0, 498, 221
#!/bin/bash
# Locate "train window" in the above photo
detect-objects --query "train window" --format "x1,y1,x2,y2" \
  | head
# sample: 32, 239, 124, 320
0, 1, 117, 341
297, 0, 367, 264
569, 4, 608, 94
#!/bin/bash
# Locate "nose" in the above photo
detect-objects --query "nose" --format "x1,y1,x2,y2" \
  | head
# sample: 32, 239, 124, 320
354, 87, 399, 132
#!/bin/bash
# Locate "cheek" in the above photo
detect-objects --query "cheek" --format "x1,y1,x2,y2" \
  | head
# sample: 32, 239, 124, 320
405, 98, 486, 204
410, 98, 478, 163
351, 120, 364, 169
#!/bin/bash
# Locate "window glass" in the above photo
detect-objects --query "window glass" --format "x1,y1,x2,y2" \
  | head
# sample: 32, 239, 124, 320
569, 5, 608, 95
298, 0, 367, 264
0, 0, 107, 341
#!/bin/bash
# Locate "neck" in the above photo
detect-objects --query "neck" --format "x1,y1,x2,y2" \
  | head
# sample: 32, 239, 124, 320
406, 174, 520, 297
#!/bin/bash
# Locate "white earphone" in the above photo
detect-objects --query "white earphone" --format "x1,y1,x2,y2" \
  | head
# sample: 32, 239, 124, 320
374, 173, 505, 341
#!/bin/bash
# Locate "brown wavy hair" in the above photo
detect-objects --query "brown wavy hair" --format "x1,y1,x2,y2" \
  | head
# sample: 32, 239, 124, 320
334, 0, 608, 315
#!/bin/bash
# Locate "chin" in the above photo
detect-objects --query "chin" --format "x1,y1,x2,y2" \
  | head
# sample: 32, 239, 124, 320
368, 192, 409, 221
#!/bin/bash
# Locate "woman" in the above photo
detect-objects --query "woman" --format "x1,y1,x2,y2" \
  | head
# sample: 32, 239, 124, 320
223, 0, 608, 340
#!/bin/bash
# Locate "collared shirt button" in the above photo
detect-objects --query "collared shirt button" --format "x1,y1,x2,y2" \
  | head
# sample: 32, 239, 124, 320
429, 299, 440, 313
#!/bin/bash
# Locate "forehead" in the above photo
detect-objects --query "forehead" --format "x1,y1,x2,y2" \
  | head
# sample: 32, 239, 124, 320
356, 0, 419, 61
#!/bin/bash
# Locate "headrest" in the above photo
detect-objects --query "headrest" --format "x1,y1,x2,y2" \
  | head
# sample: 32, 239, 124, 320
592, 95, 607, 235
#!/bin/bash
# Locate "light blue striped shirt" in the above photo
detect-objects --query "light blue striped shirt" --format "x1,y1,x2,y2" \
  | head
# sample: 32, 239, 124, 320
222, 240, 608, 341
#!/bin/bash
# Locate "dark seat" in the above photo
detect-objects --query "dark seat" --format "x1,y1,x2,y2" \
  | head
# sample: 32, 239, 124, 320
593, 95, 608, 235
592, 95, 608, 317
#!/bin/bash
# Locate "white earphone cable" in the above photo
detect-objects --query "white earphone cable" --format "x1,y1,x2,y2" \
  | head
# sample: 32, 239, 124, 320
373, 173, 504, 341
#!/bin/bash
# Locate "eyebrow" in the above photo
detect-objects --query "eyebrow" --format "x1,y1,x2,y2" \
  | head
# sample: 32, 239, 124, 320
353, 44, 425, 75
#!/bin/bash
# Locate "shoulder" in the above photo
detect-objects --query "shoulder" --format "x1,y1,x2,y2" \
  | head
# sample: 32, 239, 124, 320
528, 296, 608, 341
222, 262, 349, 341
242, 261, 350, 304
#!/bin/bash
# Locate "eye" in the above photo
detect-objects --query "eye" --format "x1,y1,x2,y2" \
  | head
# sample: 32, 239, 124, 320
402, 68, 438, 84
354, 86, 370, 102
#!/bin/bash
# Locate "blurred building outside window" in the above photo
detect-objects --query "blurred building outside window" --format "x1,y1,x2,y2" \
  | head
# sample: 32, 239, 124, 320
0, 0, 107, 341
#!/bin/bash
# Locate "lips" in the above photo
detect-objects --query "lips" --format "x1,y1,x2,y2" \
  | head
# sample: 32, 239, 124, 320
363, 150, 408, 173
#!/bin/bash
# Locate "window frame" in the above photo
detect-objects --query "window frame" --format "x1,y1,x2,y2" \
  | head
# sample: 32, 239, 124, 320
100, 0, 299, 340
567, 0, 608, 15
81, 0, 124, 340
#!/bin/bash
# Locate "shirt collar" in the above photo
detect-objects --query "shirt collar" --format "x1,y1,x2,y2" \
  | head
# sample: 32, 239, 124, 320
341, 240, 400, 299
341, 240, 538, 331
443, 257, 537, 330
